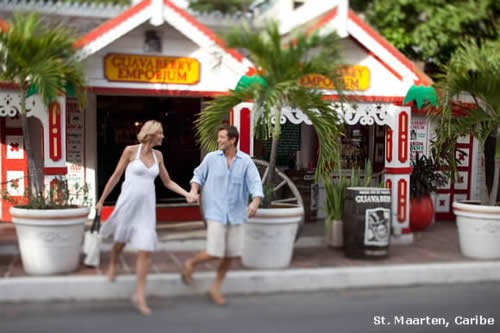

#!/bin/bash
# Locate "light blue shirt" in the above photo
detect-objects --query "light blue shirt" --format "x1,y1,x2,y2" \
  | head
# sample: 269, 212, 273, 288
191, 150, 264, 225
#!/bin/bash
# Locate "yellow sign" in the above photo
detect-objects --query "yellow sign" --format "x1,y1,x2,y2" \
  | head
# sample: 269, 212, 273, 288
104, 54, 200, 85
300, 65, 370, 91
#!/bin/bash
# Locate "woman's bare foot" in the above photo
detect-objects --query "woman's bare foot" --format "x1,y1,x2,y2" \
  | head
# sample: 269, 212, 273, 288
208, 288, 226, 305
106, 263, 117, 282
181, 260, 193, 285
131, 295, 152, 316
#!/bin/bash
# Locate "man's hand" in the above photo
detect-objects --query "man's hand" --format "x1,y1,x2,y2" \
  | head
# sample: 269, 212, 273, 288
186, 192, 199, 204
247, 199, 260, 218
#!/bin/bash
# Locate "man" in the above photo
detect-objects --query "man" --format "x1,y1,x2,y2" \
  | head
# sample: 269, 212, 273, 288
181, 125, 263, 305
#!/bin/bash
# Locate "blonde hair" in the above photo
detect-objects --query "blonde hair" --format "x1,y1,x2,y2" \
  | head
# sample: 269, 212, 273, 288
137, 120, 163, 143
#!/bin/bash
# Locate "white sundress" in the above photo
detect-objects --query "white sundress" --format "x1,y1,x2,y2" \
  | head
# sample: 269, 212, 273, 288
100, 144, 159, 252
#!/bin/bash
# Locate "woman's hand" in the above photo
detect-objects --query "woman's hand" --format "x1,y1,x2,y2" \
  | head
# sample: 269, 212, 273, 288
185, 192, 199, 204
95, 201, 103, 216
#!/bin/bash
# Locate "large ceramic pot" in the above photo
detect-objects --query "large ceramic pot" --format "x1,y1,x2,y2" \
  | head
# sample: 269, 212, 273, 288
453, 200, 500, 259
410, 196, 434, 230
10, 207, 90, 275
242, 205, 303, 269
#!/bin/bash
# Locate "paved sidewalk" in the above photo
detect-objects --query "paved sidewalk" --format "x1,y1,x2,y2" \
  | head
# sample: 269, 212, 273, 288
1, 221, 500, 302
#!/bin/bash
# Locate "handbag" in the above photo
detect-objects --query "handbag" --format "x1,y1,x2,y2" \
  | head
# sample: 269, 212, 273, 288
83, 214, 101, 267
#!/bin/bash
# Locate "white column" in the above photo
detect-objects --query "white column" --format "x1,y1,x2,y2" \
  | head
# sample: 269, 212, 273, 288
384, 104, 413, 244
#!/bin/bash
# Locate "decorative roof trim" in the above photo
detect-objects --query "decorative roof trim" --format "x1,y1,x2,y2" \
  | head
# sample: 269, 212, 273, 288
306, 8, 338, 34
0, 0, 128, 19
164, 0, 243, 63
347, 10, 431, 86
298, 7, 432, 87
74, 0, 151, 49
74, 0, 249, 74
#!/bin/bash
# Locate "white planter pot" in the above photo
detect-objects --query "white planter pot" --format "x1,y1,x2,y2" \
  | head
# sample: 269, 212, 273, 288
326, 218, 343, 247
242, 206, 303, 269
452, 201, 500, 259
10, 207, 90, 275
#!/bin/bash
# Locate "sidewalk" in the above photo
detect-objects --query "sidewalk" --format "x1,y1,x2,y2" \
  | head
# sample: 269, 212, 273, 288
1, 221, 500, 302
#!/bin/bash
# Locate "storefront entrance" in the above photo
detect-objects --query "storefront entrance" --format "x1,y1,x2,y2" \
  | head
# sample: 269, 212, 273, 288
96, 95, 201, 206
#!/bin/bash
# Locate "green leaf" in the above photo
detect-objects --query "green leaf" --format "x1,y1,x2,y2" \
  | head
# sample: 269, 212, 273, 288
403, 85, 437, 109
234, 74, 267, 92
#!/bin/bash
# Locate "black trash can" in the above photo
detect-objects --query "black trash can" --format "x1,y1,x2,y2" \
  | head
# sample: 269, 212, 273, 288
343, 187, 392, 259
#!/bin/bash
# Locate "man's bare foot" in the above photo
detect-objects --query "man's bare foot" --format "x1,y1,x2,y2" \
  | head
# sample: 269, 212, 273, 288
181, 260, 193, 285
106, 264, 117, 282
131, 295, 152, 316
208, 288, 226, 305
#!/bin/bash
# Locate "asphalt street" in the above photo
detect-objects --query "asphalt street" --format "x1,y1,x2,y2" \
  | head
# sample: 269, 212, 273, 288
1, 282, 499, 333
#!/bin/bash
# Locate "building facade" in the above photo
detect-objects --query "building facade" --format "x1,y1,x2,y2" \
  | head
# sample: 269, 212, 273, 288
0, 0, 480, 242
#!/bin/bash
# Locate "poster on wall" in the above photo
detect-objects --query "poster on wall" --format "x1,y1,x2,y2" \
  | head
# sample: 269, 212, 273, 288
66, 102, 86, 205
410, 117, 429, 161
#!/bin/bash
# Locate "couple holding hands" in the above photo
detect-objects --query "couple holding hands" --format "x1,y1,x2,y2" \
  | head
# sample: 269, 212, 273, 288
95, 120, 263, 315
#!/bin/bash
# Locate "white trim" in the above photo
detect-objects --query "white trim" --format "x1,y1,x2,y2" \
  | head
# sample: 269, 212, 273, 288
162, 5, 252, 75
76, 6, 153, 60
278, 0, 342, 35
346, 18, 418, 84
0, 0, 128, 19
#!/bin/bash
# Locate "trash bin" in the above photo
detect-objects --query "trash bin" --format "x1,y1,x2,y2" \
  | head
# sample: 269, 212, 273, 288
343, 187, 391, 259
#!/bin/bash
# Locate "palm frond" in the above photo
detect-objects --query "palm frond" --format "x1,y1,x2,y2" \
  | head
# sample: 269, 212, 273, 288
196, 21, 345, 185
0, 12, 87, 109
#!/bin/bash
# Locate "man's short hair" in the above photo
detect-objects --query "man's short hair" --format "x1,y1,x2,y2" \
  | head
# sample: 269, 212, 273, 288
218, 124, 239, 147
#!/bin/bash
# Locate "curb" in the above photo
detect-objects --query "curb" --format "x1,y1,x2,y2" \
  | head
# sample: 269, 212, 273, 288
1, 262, 500, 303
0, 236, 326, 255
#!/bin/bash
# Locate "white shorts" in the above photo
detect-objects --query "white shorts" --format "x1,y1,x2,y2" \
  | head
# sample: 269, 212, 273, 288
206, 220, 242, 258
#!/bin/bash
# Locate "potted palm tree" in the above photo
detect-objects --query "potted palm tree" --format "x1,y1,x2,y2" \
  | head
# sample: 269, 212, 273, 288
0, 13, 89, 275
432, 39, 500, 259
196, 22, 345, 268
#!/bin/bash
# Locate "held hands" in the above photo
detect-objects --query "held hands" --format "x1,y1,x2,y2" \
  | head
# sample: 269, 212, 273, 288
185, 192, 200, 204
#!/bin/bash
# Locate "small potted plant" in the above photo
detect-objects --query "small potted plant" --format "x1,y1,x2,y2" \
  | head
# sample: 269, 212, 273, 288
324, 159, 373, 247
409, 153, 447, 230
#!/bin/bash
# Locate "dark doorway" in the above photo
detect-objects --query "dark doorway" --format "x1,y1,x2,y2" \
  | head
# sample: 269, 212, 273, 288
96, 95, 201, 205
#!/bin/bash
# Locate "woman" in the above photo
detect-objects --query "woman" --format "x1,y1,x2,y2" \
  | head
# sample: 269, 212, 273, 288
96, 120, 198, 316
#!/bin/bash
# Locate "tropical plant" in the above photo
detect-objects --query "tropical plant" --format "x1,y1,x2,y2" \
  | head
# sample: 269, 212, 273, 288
0, 13, 87, 206
410, 153, 447, 200
3, 176, 90, 209
324, 157, 373, 234
195, 22, 345, 194
431, 39, 500, 205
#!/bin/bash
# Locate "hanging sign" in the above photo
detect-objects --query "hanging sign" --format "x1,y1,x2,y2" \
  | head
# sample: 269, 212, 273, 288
299, 65, 370, 91
66, 102, 86, 205
104, 53, 200, 85
410, 116, 429, 161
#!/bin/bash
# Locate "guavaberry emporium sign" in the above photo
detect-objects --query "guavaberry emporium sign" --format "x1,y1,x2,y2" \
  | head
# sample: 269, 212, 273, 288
300, 65, 370, 91
104, 54, 200, 85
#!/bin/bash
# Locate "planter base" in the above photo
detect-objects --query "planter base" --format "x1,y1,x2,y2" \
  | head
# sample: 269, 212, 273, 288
242, 206, 303, 269
453, 201, 500, 259
10, 207, 90, 275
